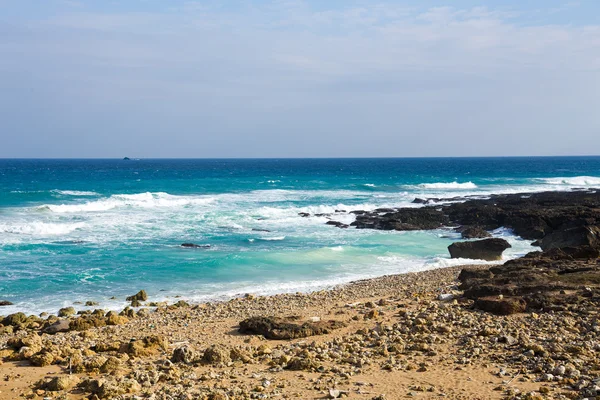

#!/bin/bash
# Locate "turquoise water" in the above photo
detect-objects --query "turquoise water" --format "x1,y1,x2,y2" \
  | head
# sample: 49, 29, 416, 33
2, 157, 600, 315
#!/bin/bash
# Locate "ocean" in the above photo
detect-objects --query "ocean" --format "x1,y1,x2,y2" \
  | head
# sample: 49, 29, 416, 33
2, 157, 600, 315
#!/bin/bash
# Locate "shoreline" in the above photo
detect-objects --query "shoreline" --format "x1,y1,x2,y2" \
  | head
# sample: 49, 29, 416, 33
2, 262, 593, 400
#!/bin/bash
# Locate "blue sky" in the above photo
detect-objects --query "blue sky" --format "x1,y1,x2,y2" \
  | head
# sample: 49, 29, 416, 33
0, 0, 599, 157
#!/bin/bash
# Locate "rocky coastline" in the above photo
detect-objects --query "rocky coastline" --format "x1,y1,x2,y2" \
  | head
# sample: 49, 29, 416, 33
1, 190, 600, 399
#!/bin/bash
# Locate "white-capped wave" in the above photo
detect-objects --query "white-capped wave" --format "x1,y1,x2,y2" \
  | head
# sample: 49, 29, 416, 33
52, 190, 99, 196
536, 176, 600, 186
38, 192, 215, 213
0, 222, 85, 235
257, 236, 286, 241
417, 181, 478, 189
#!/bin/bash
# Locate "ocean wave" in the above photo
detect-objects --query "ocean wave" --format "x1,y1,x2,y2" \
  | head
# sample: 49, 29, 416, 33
37, 192, 215, 213
417, 181, 478, 189
52, 190, 99, 196
536, 176, 600, 186
0, 221, 85, 235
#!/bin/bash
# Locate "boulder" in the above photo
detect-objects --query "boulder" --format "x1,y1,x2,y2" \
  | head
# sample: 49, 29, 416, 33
0, 300, 13, 306
448, 238, 511, 261
238, 316, 346, 340
126, 290, 147, 302
58, 307, 76, 317
43, 319, 71, 334
459, 226, 492, 239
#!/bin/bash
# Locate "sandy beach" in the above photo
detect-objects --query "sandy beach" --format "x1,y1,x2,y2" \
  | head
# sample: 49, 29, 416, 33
2, 261, 597, 400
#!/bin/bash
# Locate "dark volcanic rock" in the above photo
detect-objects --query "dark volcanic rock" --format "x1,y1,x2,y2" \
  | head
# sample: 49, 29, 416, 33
448, 238, 511, 261
538, 225, 600, 251
459, 250, 600, 315
326, 221, 349, 229
351, 208, 449, 231
238, 316, 346, 340
459, 226, 492, 239
181, 243, 210, 248
0, 300, 13, 306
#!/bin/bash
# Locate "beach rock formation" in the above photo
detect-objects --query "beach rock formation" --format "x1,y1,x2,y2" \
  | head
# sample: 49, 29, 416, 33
238, 316, 346, 340
0, 301, 13, 306
459, 248, 600, 315
448, 238, 511, 261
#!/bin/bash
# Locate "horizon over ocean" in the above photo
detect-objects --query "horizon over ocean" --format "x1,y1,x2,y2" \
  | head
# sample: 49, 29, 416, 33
2, 156, 600, 315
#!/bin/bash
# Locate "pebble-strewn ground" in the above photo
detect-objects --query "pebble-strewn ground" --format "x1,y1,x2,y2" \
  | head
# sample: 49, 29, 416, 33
1, 265, 599, 400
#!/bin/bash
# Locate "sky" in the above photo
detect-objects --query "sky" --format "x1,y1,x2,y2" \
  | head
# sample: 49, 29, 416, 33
0, 0, 599, 158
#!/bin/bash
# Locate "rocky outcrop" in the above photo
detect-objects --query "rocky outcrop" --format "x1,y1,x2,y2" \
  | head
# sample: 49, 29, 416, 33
537, 225, 600, 251
339, 191, 600, 246
448, 238, 511, 261
0, 300, 13, 306
351, 208, 449, 231
459, 226, 492, 239
238, 316, 346, 340
459, 249, 600, 315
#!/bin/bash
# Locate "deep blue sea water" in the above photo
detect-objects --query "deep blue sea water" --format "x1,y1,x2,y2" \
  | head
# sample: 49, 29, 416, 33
2, 157, 600, 315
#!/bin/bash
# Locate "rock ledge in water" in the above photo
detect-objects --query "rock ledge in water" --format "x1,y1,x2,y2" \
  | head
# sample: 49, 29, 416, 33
448, 238, 511, 261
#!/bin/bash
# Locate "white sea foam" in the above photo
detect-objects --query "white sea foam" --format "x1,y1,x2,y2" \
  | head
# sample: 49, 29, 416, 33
417, 181, 478, 189
0, 222, 85, 235
536, 176, 600, 186
257, 236, 286, 241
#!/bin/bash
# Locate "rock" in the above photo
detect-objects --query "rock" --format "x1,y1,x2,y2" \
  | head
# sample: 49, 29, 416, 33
2, 312, 27, 326
351, 208, 449, 231
30, 352, 54, 366
325, 221, 349, 229
538, 225, 600, 251
329, 389, 341, 399
448, 238, 511, 261
203, 345, 231, 364
122, 335, 168, 357
85, 301, 99, 306
181, 243, 211, 248
473, 297, 527, 315
172, 346, 196, 364
238, 316, 346, 340
58, 307, 76, 317
438, 294, 454, 301
460, 226, 492, 239
298, 212, 310, 217
43, 319, 71, 334
498, 335, 517, 345
45, 376, 77, 391
126, 290, 148, 302
100, 356, 122, 373
0, 300, 13, 306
